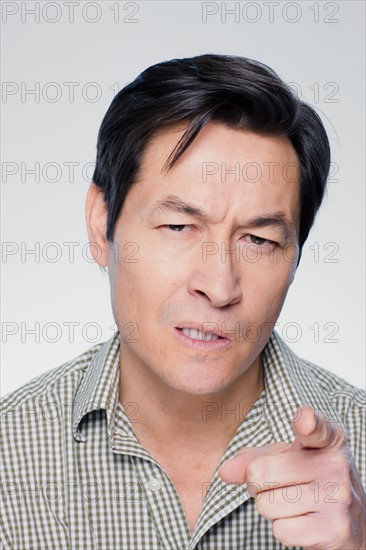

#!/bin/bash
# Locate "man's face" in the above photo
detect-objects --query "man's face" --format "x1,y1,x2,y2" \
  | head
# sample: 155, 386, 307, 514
103, 122, 300, 395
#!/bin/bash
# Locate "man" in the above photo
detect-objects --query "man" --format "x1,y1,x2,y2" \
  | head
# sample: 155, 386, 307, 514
1, 54, 365, 549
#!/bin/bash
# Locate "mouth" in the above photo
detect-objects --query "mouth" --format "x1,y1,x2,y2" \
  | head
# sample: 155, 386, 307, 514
175, 327, 226, 341
173, 323, 232, 351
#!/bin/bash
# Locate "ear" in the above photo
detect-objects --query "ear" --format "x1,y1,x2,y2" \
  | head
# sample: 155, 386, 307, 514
85, 183, 108, 267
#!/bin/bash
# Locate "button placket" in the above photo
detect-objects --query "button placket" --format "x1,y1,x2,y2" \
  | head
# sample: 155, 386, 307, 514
134, 458, 191, 549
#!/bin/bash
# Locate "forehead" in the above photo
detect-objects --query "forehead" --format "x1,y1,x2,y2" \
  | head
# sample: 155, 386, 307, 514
139, 122, 299, 176
130, 122, 300, 224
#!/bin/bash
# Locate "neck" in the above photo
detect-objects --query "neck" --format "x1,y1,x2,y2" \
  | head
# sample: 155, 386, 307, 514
118, 344, 264, 454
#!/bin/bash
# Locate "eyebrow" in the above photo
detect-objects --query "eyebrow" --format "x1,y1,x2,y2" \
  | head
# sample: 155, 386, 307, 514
149, 194, 293, 243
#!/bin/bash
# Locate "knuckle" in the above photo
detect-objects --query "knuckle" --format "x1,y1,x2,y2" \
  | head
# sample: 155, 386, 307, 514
338, 486, 353, 509
246, 459, 260, 481
248, 454, 276, 482
328, 451, 350, 478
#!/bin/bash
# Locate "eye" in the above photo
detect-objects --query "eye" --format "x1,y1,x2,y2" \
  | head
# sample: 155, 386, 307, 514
164, 224, 192, 232
245, 234, 275, 247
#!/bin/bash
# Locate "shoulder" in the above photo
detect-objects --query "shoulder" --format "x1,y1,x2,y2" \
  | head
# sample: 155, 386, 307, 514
272, 329, 366, 409
298, 355, 366, 409
0, 340, 106, 486
296, 355, 366, 449
0, 341, 103, 420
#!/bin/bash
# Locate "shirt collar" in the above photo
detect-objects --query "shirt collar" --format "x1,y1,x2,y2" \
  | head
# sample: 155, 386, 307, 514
72, 328, 348, 443
72, 330, 120, 442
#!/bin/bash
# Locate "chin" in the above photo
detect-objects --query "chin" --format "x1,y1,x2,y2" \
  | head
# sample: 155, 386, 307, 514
165, 370, 232, 396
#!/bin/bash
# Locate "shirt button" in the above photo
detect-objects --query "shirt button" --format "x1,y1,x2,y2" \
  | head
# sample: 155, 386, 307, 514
146, 478, 163, 492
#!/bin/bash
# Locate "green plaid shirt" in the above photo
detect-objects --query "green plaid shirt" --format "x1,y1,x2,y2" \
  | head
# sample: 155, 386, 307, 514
1, 330, 365, 550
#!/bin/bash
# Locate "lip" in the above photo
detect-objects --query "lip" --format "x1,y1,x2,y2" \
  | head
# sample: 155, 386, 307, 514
173, 326, 233, 352
175, 321, 232, 340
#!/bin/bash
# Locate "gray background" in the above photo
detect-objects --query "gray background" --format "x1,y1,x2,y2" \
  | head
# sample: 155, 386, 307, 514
1, 0, 365, 395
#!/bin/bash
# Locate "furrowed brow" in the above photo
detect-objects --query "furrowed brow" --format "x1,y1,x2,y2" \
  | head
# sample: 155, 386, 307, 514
149, 196, 292, 243
245, 214, 292, 243
149, 195, 207, 219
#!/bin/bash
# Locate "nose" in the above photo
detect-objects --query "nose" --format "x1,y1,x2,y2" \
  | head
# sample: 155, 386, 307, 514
187, 243, 243, 308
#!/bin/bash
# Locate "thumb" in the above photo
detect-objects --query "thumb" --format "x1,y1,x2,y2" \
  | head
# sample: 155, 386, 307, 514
218, 443, 289, 485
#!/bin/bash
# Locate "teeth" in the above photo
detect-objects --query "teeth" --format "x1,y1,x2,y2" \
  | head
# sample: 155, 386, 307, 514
181, 328, 220, 341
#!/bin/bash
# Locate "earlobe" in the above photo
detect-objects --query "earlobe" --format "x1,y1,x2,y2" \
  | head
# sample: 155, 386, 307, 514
85, 183, 108, 267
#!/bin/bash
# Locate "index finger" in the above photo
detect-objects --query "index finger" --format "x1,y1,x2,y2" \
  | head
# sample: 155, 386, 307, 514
290, 406, 347, 451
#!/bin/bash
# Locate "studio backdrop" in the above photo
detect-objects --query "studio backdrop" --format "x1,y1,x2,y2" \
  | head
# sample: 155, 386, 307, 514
1, 0, 365, 395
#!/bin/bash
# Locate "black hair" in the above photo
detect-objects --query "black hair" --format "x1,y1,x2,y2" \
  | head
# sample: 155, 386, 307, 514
92, 54, 331, 264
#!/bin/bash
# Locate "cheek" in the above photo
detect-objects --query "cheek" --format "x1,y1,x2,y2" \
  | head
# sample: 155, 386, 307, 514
109, 245, 177, 321
244, 262, 295, 317
257, 248, 297, 286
